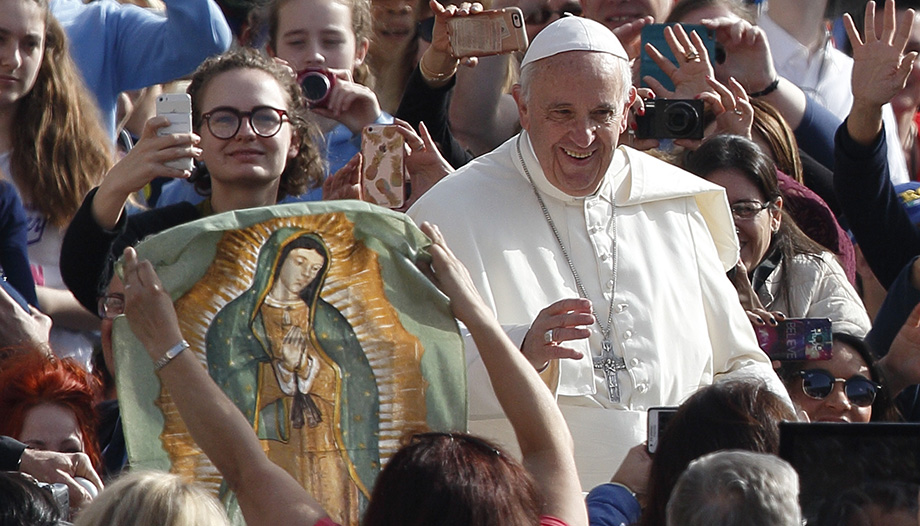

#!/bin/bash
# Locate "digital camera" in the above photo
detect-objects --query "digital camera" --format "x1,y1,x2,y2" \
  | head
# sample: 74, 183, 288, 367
297, 68, 337, 108
36, 481, 70, 519
634, 98, 704, 140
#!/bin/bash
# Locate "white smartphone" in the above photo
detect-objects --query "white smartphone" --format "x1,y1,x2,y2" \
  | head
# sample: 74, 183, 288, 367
155, 93, 193, 171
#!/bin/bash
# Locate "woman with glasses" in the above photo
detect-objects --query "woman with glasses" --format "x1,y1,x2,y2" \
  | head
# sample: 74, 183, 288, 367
777, 333, 901, 422
60, 48, 324, 317
684, 134, 871, 338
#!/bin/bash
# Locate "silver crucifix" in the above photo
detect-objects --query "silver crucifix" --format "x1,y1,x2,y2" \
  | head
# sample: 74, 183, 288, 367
593, 340, 627, 403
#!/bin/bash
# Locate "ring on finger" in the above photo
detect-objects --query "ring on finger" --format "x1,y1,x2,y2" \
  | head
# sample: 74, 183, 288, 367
733, 108, 744, 115
684, 51, 700, 61
543, 329, 555, 344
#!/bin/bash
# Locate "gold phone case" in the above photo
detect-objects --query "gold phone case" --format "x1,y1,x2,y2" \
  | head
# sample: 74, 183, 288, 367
361, 125, 406, 209
447, 7, 529, 58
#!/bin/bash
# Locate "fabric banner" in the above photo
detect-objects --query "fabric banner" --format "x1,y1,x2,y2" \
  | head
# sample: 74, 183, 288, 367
112, 200, 467, 525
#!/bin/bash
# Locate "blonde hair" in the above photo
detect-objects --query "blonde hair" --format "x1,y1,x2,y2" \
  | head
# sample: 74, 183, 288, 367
73, 471, 229, 526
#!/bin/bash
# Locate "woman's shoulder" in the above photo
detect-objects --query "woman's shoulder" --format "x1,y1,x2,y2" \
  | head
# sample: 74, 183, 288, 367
785, 251, 848, 277
126, 201, 202, 239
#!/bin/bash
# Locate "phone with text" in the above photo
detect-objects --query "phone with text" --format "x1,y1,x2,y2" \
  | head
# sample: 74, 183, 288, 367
155, 93, 193, 172
755, 318, 833, 361
447, 7, 529, 58
361, 125, 406, 209
647, 406, 678, 454
639, 23, 716, 92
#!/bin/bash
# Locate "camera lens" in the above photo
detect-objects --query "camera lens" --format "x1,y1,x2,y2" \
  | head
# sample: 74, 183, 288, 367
663, 101, 699, 137
301, 72, 331, 103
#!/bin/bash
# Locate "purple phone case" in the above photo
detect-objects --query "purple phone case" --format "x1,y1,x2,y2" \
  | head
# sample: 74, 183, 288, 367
755, 318, 832, 361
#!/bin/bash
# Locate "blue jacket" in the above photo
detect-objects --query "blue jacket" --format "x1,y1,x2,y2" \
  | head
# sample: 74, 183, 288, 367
587, 483, 642, 526
51, 0, 232, 138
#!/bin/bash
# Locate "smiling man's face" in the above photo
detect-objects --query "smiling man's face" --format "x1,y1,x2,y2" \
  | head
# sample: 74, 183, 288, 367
514, 51, 634, 197
580, 0, 674, 32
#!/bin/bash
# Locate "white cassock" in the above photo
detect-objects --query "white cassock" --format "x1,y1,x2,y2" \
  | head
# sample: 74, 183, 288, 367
408, 131, 791, 488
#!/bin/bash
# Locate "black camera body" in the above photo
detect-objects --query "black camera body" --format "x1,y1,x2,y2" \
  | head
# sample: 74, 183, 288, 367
297, 67, 337, 108
634, 98, 704, 140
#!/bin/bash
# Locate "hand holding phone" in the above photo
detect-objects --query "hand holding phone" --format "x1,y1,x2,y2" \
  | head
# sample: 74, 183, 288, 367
361, 125, 407, 209
446, 7, 528, 57
647, 406, 678, 454
640, 23, 716, 93
155, 93, 194, 172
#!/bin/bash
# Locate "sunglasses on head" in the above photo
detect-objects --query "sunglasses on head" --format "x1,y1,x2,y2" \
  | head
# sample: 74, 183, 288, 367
797, 369, 880, 408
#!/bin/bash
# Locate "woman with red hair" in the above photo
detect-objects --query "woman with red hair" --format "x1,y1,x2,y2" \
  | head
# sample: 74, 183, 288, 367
0, 351, 102, 472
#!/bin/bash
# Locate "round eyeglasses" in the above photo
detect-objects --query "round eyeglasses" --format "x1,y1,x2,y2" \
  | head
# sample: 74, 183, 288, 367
201, 106, 289, 140
730, 200, 771, 220
797, 369, 880, 408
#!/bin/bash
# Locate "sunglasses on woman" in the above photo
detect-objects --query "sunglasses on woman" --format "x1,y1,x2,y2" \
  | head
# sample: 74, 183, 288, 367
797, 369, 881, 407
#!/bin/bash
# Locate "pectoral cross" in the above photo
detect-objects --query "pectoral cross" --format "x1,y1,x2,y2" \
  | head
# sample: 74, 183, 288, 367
593, 340, 627, 403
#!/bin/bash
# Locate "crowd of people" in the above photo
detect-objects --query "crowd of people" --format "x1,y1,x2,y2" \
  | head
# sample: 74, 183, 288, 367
4, 0, 920, 524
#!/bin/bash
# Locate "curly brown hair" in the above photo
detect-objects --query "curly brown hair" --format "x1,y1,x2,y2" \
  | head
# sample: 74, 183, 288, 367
185, 48, 325, 199
10, 0, 112, 227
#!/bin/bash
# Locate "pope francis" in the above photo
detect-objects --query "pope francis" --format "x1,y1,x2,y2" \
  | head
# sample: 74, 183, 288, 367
408, 15, 790, 488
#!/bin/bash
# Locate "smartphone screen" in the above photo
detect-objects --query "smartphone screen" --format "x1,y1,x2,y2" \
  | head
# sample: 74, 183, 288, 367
156, 93, 193, 171
755, 318, 832, 361
639, 23, 716, 92
647, 406, 679, 454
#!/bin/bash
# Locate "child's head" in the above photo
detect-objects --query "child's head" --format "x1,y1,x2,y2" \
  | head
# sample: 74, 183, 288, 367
267, 0, 373, 84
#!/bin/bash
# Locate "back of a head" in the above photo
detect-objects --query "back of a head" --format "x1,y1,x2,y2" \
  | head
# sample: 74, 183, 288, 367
666, 450, 802, 526
361, 432, 540, 526
810, 480, 920, 526
0, 472, 64, 526
73, 471, 228, 526
641, 380, 795, 526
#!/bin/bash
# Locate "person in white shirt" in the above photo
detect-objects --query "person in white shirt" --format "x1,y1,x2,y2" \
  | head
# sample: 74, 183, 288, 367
408, 16, 789, 488
760, 0, 910, 183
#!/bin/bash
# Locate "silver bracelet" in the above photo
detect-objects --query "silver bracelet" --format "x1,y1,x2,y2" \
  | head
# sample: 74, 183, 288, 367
153, 340, 189, 373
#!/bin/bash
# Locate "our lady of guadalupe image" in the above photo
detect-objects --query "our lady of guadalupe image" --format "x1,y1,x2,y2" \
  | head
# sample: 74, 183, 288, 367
113, 204, 466, 525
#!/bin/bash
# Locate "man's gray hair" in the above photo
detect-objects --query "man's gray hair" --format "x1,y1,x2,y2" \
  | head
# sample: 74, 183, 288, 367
517, 53, 632, 104
666, 450, 802, 526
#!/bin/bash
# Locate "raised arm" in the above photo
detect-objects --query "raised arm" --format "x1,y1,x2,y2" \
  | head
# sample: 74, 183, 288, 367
844, 0, 917, 145
421, 222, 587, 526
121, 247, 327, 526
91, 118, 201, 230
835, 0, 920, 288
105, 0, 231, 92
699, 17, 808, 129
